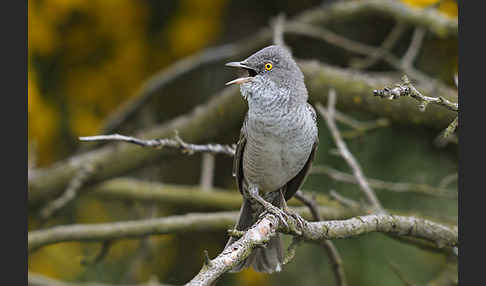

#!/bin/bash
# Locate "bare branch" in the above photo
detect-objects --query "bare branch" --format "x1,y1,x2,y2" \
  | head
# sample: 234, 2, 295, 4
351, 22, 407, 69
87, 178, 354, 218
29, 211, 457, 253
316, 90, 384, 213
296, 0, 457, 38
80, 134, 236, 156
374, 75, 458, 112
329, 190, 363, 211
272, 13, 287, 47
441, 116, 459, 139
186, 213, 456, 285
319, 240, 348, 286
199, 153, 215, 191
310, 165, 456, 198
81, 240, 113, 266
438, 173, 458, 190
39, 162, 96, 220
295, 191, 322, 221
295, 191, 348, 286
285, 22, 436, 86
282, 236, 303, 265
402, 27, 427, 69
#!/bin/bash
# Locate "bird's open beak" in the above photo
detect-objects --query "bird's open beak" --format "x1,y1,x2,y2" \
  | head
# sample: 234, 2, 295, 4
225, 61, 257, 86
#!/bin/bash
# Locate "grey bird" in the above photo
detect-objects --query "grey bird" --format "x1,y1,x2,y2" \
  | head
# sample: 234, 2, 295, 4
224, 45, 319, 273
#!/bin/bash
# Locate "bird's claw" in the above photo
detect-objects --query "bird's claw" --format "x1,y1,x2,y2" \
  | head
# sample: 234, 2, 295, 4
259, 205, 291, 231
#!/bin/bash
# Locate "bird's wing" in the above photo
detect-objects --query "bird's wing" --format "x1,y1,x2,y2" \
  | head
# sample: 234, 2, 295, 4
233, 113, 248, 196
283, 104, 319, 201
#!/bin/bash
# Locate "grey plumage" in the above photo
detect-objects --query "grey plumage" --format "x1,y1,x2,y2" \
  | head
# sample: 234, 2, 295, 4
225, 45, 318, 273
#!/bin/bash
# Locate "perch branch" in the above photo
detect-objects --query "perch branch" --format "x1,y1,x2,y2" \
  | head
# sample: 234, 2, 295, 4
185, 213, 456, 285
28, 211, 457, 253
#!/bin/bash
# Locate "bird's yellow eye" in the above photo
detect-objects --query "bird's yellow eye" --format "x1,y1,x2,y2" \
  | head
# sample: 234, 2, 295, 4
265, 63, 273, 71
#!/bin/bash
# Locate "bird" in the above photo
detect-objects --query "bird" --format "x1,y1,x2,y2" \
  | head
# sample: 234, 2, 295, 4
224, 45, 319, 273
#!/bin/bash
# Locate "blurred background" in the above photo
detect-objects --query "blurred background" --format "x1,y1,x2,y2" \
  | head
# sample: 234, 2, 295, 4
28, 0, 458, 285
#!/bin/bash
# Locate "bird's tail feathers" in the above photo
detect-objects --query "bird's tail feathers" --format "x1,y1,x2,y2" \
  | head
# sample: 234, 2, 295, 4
225, 195, 284, 273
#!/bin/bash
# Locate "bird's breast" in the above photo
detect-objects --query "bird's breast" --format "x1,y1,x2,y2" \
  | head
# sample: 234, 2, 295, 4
243, 106, 317, 193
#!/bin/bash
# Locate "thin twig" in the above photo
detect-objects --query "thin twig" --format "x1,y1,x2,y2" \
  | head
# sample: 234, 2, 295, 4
329, 190, 363, 211
295, 191, 348, 286
284, 22, 437, 86
283, 237, 303, 265
122, 204, 158, 283
295, 190, 322, 221
39, 163, 96, 221
401, 27, 427, 69
438, 173, 458, 190
79, 133, 236, 156
310, 165, 456, 198
28, 211, 457, 252
373, 75, 458, 112
316, 90, 385, 213
272, 13, 287, 48
81, 240, 113, 265
319, 240, 348, 286
351, 21, 407, 69
199, 153, 215, 191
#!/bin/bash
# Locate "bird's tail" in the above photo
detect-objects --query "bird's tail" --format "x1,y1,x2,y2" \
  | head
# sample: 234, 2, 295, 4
224, 197, 284, 273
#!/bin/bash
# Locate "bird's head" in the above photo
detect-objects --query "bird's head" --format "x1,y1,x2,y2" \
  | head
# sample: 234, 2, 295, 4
225, 45, 306, 101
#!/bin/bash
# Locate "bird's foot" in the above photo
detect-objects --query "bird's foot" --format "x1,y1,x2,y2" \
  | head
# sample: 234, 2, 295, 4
257, 202, 291, 231
283, 207, 307, 235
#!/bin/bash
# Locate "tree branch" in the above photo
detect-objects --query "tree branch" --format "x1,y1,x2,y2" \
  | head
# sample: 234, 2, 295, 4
310, 165, 456, 198
28, 210, 457, 253
87, 178, 351, 214
295, 0, 457, 38
316, 90, 384, 213
295, 191, 348, 286
185, 213, 456, 285
79, 134, 236, 156
373, 75, 458, 112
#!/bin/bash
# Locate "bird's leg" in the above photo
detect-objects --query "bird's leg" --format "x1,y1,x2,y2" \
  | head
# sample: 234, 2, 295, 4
247, 185, 290, 230
279, 188, 307, 233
